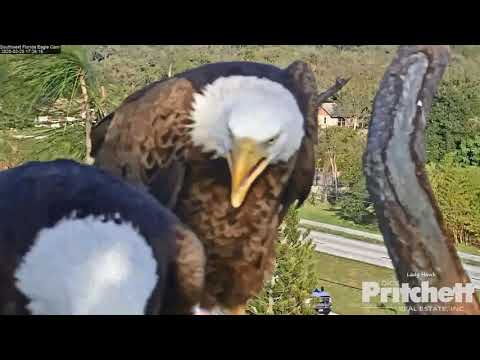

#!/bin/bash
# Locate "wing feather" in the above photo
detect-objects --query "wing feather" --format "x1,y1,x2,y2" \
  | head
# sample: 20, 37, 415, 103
279, 61, 319, 218
93, 78, 196, 208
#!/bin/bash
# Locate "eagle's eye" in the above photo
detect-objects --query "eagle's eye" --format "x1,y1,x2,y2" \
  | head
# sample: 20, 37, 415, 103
266, 134, 279, 146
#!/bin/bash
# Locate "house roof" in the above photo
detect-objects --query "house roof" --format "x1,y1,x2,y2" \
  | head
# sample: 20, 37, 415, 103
319, 102, 335, 117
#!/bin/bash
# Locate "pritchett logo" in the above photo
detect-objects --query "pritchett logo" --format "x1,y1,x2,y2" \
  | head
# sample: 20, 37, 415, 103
362, 281, 476, 304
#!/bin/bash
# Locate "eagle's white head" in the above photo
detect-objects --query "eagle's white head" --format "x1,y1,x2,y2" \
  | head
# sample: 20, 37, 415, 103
190, 76, 305, 207
15, 215, 158, 315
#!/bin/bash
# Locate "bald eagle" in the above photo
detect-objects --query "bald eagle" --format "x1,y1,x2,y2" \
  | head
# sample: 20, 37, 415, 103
92, 61, 347, 314
0, 160, 205, 315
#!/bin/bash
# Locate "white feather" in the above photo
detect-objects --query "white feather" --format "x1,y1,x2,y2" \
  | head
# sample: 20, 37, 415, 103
15, 216, 158, 315
190, 76, 305, 162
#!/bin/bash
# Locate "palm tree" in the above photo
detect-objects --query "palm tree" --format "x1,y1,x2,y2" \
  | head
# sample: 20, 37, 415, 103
2, 46, 103, 163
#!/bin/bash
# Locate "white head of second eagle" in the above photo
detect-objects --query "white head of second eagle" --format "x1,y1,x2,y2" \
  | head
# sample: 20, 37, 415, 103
15, 215, 158, 315
190, 76, 305, 207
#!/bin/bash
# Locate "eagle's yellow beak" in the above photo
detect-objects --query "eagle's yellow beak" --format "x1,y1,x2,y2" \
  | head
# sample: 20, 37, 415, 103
227, 138, 269, 208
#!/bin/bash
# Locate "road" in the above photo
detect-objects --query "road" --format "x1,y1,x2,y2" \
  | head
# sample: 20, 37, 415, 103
301, 219, 480, 290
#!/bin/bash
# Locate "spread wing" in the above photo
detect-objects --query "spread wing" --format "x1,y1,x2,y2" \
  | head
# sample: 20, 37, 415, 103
279, 61, 319, 218
92, 78, 196, 208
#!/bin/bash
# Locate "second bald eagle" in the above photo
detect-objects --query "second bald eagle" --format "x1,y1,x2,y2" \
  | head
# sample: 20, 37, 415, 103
92, 61, 344, 314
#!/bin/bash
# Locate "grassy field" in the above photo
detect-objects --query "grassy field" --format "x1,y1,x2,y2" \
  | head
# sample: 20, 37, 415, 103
312, 252, 406, 315
457, 243, 480, 257
299, 202, 380, 234
312, 252, 480, 315
303, 223, 384, 245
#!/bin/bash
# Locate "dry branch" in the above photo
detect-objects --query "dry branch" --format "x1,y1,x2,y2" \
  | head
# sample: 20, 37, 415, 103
363, 45, 480, 315
315, 77, 351, 106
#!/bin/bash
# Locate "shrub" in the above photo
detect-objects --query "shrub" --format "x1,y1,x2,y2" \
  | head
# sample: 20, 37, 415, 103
427, 77, 480, 164
428, 156, 480, 245
455, 134, 480, 166
336, 179, 375, 224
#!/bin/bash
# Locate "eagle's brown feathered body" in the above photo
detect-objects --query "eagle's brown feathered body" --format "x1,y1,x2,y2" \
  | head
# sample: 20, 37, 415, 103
92, 61, 318, 312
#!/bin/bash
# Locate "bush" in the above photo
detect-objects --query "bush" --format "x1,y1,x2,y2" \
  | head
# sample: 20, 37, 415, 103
247, 205, 320, 315
455, 134, 480, 166
427, 77, 480, 164
336, 179, 375, 224
428, 156, 480, 245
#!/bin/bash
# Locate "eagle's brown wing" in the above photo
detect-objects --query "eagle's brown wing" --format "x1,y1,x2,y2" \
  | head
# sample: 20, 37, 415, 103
157, 222, 205, 315
91, 112, 114, 158
279, 61, 319, 219
92, 78, 196, 208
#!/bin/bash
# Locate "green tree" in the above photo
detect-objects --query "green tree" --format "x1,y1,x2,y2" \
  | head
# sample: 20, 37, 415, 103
455, 134, 480, 166
315, 127, 375, 224
427, 77, 480, 164
248, 205, 320, 315
428, 155, 480, 245
336, 178, 375, 224
323, 128, 366, 186
334, 75, 378, 129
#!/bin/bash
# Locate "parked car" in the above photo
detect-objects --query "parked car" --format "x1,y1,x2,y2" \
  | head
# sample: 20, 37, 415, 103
312, 287, 332, 315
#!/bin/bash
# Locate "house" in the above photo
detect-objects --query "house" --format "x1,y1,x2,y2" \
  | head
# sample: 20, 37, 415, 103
317, 102, 360, 129
318, 102, 339, 128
